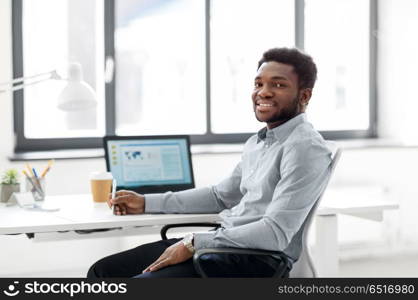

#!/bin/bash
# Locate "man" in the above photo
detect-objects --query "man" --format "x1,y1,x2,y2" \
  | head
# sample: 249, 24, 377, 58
87, 47, 331, 278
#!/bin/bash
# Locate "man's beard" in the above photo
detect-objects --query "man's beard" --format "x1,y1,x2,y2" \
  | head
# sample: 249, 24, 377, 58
255, 94, 301, 124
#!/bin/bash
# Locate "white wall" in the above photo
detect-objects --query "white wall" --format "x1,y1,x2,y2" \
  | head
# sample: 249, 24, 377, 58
2, 0, 418, 276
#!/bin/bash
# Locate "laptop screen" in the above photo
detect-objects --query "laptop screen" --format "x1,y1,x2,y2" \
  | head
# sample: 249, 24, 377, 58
104, 135, 194, 193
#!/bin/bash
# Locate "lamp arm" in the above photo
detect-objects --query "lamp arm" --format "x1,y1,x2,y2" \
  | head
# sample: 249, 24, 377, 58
0, 70, 60, 93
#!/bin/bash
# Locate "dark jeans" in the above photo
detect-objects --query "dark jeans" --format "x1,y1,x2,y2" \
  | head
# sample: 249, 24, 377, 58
87, 238, 285, 278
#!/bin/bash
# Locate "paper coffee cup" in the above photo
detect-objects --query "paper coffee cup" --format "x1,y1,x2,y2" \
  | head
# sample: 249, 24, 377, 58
90, 172, 113, 203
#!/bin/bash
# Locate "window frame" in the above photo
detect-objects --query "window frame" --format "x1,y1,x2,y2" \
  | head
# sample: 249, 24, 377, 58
12, 0, 377, 154
12, 0, 106, 152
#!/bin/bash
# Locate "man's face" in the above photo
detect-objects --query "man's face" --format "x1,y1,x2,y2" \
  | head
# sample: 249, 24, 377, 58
252, 61, 305, 129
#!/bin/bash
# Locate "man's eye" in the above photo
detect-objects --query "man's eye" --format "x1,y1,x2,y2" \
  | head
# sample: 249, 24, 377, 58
276, 83, 284, 88
254, 82, 262, 88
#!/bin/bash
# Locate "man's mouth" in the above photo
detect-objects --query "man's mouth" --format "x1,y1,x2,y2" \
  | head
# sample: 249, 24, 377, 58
255, 101, 275, 112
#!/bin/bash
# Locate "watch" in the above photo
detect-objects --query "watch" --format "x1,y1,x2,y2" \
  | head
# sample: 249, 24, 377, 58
182, 233, 195, 254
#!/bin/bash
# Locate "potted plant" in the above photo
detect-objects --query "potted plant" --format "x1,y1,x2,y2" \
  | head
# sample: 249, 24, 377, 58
0, 169, 20, 203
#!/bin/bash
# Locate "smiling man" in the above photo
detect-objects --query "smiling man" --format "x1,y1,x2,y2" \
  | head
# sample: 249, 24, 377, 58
87, 48, 332, 278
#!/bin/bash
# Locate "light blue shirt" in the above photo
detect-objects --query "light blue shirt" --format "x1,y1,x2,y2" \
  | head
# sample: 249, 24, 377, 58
145, 113, 332, 261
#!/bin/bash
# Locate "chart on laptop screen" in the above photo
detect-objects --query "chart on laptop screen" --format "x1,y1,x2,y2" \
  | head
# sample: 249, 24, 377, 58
105, 137, 193, 189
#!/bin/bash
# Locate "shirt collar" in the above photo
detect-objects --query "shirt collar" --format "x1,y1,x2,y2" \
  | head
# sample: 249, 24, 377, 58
256, 113, 307, 144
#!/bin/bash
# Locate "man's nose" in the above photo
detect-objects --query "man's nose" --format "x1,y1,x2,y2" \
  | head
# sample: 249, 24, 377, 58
257, 86, 273, 98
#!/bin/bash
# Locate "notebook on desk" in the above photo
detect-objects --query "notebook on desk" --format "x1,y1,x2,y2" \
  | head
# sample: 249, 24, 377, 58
103, 135, 195, 194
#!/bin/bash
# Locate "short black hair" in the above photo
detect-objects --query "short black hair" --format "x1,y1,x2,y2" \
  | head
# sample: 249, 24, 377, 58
257, 47, 317, 89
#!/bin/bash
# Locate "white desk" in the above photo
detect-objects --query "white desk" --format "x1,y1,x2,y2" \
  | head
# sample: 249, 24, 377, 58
0, 194, 219, 235
0, 192, 398, 277
316, 187, 398, 277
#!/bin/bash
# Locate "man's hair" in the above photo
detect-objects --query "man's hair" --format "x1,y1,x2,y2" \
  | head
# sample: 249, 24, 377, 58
257, 47, 317, 89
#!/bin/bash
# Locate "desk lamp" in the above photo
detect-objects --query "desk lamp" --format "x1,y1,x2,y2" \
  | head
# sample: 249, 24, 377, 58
0, 63, 97, 111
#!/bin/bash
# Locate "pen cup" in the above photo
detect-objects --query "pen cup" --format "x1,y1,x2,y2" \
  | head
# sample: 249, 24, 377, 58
25, 176, 46, 201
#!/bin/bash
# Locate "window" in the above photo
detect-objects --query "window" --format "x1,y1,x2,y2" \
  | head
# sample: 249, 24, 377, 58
12, 0, 377, 154
115, 0, 206, 136
13, 0, 105, 152
305, 0, 371, 132
22, 0, 105, 139
210, 0, 295, 134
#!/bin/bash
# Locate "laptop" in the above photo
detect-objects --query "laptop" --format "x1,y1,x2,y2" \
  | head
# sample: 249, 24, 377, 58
103, 135, 195, 194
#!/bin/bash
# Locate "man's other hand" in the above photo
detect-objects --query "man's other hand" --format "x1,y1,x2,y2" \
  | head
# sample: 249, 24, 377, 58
142, 241, 193, 273
108, 190, 145, 215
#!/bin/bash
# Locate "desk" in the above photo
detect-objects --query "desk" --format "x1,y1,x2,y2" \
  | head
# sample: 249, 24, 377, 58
0, 192, 398, 277
316, 187, 399, 277
0, 194, 219, 235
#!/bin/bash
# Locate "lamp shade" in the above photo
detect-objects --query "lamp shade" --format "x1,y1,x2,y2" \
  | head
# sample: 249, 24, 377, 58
57, 63, 97, 111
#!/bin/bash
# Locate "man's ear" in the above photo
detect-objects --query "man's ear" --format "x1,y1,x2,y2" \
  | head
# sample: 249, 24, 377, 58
299, 88, 312, 106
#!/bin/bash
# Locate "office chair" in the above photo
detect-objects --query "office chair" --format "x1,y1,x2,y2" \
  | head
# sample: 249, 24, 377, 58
160, 142, 341, 278
289, 143, 341, 277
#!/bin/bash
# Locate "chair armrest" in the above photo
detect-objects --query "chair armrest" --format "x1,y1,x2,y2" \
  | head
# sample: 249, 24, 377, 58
193, 247, 291, 278
160, 222, 221, 240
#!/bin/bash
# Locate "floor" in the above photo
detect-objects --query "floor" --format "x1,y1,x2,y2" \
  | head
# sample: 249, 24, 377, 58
339, 254, 418, 277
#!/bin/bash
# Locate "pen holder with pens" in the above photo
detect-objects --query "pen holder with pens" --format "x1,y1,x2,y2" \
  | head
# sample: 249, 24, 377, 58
25, 176, 46, 201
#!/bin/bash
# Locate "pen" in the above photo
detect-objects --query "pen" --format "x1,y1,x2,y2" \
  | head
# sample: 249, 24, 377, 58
40, 159, 54, 178
22, 170, 43, 196
112, 179, 117, 199
26, 163, 34, 177
111, 179, 117, 212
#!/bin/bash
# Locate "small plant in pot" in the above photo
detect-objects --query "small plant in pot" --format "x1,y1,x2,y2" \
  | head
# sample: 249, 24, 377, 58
0, 169, 20, 203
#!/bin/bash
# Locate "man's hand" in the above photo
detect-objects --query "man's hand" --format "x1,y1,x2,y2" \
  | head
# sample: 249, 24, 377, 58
108, 190, 145, 215
143, 241, 193, 273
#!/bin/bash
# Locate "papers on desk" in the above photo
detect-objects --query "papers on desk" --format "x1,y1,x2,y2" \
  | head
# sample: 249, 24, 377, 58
9, 192, 60, 212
